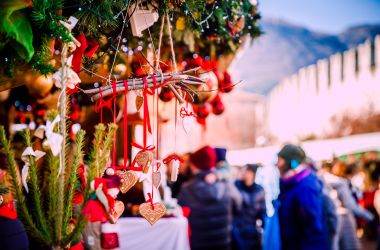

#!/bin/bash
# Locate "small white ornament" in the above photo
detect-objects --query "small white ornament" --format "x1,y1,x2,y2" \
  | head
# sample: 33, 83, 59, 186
170, 160, 180, 182
105, 167, 115, 176
129, 6, 159, 37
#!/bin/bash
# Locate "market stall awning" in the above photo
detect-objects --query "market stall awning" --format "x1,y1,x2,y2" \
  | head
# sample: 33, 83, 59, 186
227, 132, 380, 165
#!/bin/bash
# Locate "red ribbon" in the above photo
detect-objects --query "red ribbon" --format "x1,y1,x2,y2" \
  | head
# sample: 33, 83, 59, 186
67, 85, 79, 95
72, 33, 99, 73
180, 107, 197, 118
131, 142, 155, 152
163, 154, 184, 164
142, 75, 173, 146
123, 80, 129, 168
142, 77, 153, 137
95, 88, 115, 123
146, 192, 155, 210
112, 80, 117, 166
123, 142, 156, 171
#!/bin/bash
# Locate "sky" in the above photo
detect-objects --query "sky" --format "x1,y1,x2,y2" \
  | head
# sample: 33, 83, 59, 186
259, 0, 380, 33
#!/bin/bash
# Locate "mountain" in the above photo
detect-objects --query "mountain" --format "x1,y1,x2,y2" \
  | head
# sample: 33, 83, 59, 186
339, 24, 380, 48
229, 18, 380, 95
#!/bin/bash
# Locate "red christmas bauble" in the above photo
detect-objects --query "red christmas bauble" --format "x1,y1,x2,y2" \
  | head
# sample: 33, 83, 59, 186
195, 104, 210, 119
220, 71, 234, 93
159, 87, 175, 102
210, 94, 224, 115
212, 101, 225, 115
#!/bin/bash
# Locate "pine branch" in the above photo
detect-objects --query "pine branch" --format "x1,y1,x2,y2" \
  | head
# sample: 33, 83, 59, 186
61, 212, 86, 247
46, 109, 60, 242
98, 123, 117, 175
47, 152, 60, 242
0, 126, 48, 244
87, 123, 106, 181
22, 129, 51, 240
62, 130, 85, 239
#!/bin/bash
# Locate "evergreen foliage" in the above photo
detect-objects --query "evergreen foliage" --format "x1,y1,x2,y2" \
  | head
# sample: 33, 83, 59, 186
0, 120, 117, 249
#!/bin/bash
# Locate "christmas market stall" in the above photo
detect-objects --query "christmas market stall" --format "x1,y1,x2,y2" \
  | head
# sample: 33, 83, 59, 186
0, 0, 260, 249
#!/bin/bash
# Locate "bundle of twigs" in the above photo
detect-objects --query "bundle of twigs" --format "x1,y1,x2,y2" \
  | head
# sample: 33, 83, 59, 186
82, 68, 205, 103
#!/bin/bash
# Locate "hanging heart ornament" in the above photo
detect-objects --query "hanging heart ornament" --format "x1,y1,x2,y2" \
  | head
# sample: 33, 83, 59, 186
139, 202, 166, 225
109, 200, 125, 224
182, 116, 195, 134
135, 150, 154, 173
116, 170, 138, 193
180, 107, 196, 134
153, 171, 161, 188
135, 95, 144, 112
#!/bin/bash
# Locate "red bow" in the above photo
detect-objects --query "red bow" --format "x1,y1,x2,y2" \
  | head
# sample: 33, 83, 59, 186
131, 142, 155, 152
163, 154, 184, 164
72, 33, 99, 73
142, 75, 174, 135
146, 192, 155, 210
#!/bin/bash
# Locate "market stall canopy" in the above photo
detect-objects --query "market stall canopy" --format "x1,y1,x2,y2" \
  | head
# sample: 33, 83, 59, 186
227, 132, 380, 165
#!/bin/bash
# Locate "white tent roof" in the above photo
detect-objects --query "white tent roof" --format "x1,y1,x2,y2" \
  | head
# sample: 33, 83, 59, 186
227, 132, 380, 166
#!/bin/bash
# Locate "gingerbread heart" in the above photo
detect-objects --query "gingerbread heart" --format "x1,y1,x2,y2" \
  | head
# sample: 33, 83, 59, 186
135, 151, 153, 173
153, 172, 161, 188
109, 200, 125, 224
116, 170, 138, 193
139, 202, 166, 225
135, 95, 143, 112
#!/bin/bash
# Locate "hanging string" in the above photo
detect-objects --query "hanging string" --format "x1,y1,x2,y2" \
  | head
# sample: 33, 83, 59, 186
99, 87, 103, 123
156, 82, 160, 171
174, 100, 178, 150
166, 14, 179, 152
123, 80, 129, 169
107, 6, 129, 86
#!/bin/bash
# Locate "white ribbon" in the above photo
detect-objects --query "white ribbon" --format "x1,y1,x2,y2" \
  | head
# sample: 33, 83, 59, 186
35, 115, 63, 156
21, 147, 46, 193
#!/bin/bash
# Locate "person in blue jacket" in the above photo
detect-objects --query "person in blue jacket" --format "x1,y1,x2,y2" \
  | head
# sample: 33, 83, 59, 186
276, 144, 328, 250
233, 164, 266, 250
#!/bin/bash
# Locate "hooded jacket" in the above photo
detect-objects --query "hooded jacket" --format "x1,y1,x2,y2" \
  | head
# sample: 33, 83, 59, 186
279, 168, 328, 250
178, 171, 242, 250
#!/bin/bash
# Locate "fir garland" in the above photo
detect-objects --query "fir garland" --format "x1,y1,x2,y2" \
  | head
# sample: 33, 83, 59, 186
0, 0, 261, 80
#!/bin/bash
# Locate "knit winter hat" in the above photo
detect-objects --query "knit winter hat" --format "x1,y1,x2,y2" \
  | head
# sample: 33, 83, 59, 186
278, 144, 306, 167
246, 163, 259, 173
190, 146, 217, 171
214, 147, 227, 162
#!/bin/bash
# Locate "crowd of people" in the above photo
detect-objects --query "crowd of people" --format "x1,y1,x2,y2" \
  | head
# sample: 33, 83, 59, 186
172, 144, 380, 250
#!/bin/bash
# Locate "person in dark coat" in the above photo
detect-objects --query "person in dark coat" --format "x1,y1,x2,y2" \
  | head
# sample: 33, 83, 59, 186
277, 144, 328, 250
178, 146, 242, 250
233, 164, 266, 250
0, 168, 29, 250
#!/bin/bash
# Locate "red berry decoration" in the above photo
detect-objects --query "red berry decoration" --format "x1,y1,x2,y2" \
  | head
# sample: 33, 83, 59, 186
210, 94, 224, 115
196, 116, 207, 126
159, 87, 175, 102
212, 101, 224, 115
194, 104, 210, 119
221, 71, 234, 93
